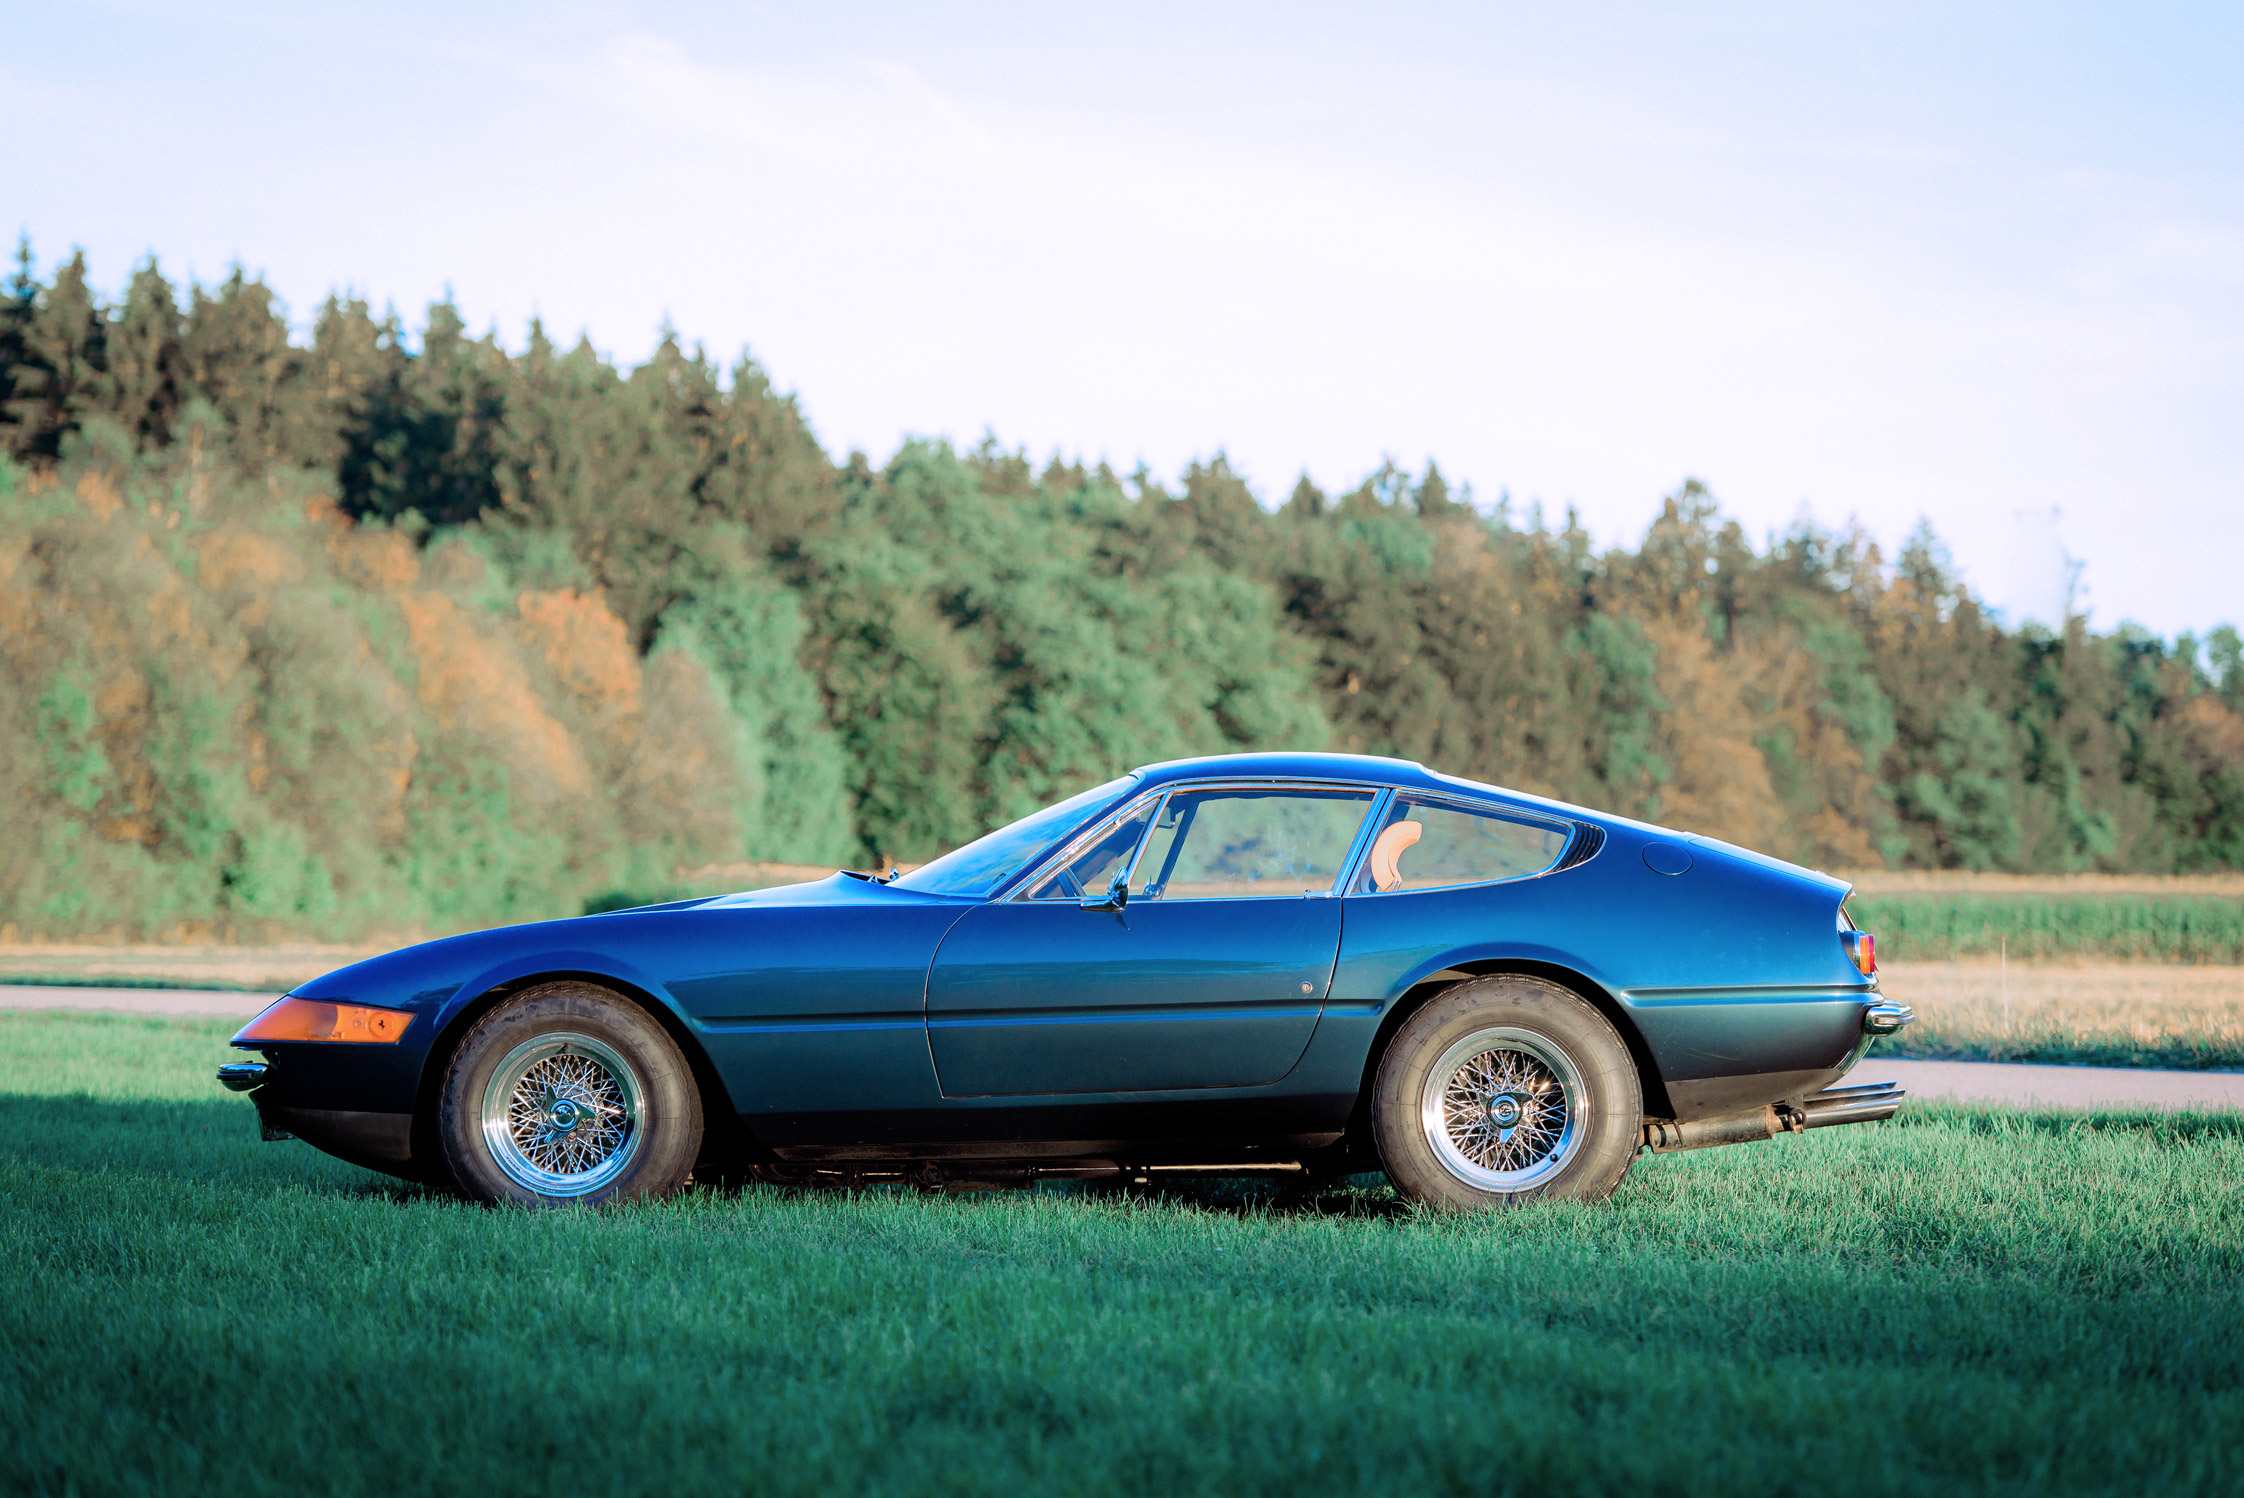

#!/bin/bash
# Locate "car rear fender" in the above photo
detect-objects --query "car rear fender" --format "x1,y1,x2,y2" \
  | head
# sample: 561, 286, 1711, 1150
1355, 958, 1674, 1125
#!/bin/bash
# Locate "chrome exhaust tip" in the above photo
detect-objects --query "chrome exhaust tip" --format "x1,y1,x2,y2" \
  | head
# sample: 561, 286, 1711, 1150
1798, 1080, 1906, 1128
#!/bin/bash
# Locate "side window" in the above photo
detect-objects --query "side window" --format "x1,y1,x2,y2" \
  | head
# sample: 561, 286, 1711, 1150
1131, 788, 1374, 900
1023, 801, 1157, 900
1354, 797, 1569, 894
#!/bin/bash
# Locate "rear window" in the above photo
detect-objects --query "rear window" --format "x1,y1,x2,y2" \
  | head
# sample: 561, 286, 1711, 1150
1353, 796, 1570, 894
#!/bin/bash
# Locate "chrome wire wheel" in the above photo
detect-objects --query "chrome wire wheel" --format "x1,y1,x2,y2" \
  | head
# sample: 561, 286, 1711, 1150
479, 1031, 645, 1198
1418, 1025, 1586, 1194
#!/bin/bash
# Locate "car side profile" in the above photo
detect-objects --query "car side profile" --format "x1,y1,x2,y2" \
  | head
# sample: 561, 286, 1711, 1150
218, 752, 1912, 1209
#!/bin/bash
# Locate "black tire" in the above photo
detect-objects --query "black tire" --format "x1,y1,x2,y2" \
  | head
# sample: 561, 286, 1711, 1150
438, 982, 703, 1206
1372, 975, 1641, 1209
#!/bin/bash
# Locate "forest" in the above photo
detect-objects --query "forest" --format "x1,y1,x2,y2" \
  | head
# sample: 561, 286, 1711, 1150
3, 243, 2241, 941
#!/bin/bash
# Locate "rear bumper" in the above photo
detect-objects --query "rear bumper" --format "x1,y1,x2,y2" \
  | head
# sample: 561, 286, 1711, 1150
1645, 997, 1915, 1153
1837, 1000, 1915, 1073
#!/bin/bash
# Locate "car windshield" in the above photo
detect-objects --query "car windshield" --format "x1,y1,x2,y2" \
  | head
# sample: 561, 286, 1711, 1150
892, 776, 1138, 897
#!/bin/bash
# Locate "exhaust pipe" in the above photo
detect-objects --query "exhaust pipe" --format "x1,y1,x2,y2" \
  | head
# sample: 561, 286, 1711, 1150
1641, 1081, 1908, 1153
1640, 1107, 1785, 1153
1797, 1080, 1905, 1128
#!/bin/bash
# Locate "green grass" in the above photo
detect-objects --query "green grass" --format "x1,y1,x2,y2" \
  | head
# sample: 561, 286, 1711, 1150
3, 1012, 2241, 1497
1851, 893, 2244, 962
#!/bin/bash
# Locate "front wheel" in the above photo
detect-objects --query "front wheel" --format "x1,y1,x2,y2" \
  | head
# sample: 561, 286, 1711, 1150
1372, 975, 1641, 1209
438, 982, 703, 1206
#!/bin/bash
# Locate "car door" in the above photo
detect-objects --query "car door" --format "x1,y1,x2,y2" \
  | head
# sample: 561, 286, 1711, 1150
925, 783, 1379, 1096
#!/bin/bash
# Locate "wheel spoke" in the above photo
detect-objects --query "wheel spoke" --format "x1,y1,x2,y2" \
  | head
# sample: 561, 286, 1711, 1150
481, 1033, 642, 1195
1431, 1038, 1575, 1183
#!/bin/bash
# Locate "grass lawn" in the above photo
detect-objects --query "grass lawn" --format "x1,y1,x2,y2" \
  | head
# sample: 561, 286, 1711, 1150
2, 1012, 2240, 1497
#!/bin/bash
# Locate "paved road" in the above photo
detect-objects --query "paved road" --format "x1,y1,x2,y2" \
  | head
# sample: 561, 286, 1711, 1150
6, 988, 2239, 1112
0, 986, 278, 1018
1856, 1057, 2244, 1112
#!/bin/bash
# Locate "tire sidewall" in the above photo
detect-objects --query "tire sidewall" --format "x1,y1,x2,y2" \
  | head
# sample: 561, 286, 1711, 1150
439, 983, 702, 1206
1373, 975, 1641, 1209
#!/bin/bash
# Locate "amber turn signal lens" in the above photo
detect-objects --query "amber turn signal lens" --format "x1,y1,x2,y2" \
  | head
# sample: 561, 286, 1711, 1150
234, 996, 412, 1044
1843, 930, 1877, 977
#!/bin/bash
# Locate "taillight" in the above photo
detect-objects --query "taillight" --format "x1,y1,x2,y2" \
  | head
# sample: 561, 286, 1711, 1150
1842, 930, 1876, 977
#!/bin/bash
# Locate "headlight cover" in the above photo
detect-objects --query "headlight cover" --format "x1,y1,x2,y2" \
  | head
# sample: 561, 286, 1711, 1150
233, 996, 413, 1044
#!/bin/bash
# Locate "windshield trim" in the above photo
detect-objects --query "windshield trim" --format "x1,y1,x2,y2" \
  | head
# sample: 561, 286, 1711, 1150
1004, 775, 1390, 902
1005, 787, 1169, 902
890, 775, 1141, 899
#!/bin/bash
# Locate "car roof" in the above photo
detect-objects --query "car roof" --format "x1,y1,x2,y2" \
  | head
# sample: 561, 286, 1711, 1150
1125, 751, 1848, 894
1127, 752, 1592, 825
1113, 753, 1849, 897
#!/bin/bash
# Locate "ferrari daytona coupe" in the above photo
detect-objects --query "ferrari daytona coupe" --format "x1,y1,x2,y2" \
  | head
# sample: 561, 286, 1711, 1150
218, 752, 1912, 1208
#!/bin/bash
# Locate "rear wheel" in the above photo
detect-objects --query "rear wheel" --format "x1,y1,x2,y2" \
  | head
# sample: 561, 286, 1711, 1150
1372, 975, 1641, 1209
438, 983, 703, 1206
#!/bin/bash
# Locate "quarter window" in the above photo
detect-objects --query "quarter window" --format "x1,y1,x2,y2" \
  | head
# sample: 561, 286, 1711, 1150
1129, 788, 1375, 900
1353, 797, 1569, 894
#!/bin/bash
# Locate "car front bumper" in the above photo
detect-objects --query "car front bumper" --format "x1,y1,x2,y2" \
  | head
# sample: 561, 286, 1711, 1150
218, 1045, 423, 1175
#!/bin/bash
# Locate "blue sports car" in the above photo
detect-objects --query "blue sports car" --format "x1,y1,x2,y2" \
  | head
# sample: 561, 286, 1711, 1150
218, 752, 1912, 1209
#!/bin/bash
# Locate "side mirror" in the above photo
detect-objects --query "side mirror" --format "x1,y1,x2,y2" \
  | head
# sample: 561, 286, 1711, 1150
1079, 876, 1129, 912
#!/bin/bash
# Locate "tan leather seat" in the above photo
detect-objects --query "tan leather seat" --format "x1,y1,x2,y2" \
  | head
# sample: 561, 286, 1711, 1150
1368, 820, 1423, 891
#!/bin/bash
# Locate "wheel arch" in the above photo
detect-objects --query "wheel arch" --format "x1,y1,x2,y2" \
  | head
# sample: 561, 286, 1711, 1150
409, 970, 765, 1177
1355, 958, 1674, 1121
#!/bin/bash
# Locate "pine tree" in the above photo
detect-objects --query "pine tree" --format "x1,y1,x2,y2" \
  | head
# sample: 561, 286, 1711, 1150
181, 269, 302, 470
3, 249, 106, 460
98, 260, 186, 450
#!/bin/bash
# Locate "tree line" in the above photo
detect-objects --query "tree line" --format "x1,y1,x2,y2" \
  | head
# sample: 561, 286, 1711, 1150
3, 244, 2240, 939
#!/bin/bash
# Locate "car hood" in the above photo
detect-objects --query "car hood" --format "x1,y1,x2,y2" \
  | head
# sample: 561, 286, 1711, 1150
289, 874, 968, 1011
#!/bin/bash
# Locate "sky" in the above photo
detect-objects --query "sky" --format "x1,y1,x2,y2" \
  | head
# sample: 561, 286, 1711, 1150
7, 1, 2241, 637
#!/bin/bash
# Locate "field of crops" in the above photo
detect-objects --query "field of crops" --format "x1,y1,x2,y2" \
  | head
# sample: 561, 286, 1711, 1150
2, 1010, 2239, 1497
1840, 874, 2244, 965
1847, 892, 2244, 963
1878, 960, 2244, 1069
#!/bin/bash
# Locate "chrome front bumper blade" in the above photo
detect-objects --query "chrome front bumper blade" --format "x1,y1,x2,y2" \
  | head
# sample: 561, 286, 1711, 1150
216, 1062, 269, 1093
